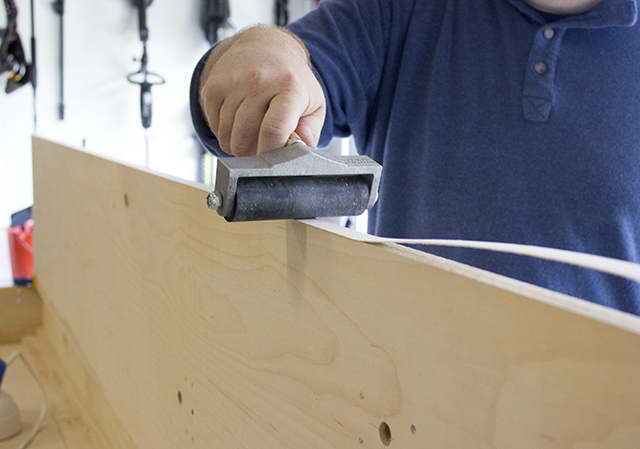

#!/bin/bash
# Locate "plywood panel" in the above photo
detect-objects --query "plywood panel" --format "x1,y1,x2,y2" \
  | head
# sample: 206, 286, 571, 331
32, 138, 640, 449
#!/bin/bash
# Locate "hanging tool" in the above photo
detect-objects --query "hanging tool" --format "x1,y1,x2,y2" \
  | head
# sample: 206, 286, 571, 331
275, 0, 288, 26
201, 0, 234, 45
199, 0, 233, 186
206, 136, 382, 222
51, 0, 64, 119
29, 0, 36, 130
1, 0, 37, 130
127, 0, 165, 166
0, 0, 34, 94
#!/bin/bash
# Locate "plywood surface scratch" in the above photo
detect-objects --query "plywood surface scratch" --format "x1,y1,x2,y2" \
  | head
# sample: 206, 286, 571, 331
31, 137, 640, 448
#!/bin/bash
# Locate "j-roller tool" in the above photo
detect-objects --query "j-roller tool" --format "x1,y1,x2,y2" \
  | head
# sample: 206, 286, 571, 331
206, 137, 382, 222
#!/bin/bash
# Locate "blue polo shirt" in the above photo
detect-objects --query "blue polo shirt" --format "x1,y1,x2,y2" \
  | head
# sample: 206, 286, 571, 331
191, 0, 640, 315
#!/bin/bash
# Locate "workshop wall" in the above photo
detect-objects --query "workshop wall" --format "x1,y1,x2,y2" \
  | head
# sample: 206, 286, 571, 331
0, 0, 316, 286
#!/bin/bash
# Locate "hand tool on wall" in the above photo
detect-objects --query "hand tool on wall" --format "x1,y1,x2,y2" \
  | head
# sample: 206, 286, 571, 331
127, 0, 165, 167
1, 0, 34, 92
198, 0, 233, 185
1, 0, 37, 128
29, 0, 36, 128
206, 136, 382, 222
275, 0, 288, 26
201, 0, 234, 45
51, 0, 64, 120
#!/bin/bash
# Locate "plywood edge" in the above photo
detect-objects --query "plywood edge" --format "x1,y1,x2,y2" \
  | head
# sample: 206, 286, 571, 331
31, 136, 208, 192
0, 286, 43, 343
22, 303, 138, 449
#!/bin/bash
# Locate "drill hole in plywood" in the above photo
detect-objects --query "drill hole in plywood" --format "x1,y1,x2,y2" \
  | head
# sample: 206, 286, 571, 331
379, 421, 392, 446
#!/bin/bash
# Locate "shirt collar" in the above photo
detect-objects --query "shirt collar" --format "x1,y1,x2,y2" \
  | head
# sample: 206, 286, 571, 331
507, 0, 637, 28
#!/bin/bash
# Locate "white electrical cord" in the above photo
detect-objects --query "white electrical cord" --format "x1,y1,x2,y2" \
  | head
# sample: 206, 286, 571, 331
4, 351, 47, 449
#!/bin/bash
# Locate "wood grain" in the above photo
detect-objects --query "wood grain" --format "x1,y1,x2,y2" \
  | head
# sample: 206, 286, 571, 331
32, 137, 640, 449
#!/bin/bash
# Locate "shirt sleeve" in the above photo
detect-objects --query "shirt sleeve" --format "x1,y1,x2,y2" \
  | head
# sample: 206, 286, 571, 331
286, 0, 392, 149
189, 46, 224, 156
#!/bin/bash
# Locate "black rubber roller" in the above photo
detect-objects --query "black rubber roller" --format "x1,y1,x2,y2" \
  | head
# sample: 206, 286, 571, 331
227, 175, 371, 222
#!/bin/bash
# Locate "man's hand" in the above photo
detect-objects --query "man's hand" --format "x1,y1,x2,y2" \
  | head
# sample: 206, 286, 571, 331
199, 26, 326, 157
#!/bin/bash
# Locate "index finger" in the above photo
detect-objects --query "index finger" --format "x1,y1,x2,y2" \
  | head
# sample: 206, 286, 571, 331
257, 93, 307, 155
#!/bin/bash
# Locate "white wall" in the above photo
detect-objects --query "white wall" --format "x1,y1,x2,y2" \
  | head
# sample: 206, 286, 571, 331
0, 0, 314, 286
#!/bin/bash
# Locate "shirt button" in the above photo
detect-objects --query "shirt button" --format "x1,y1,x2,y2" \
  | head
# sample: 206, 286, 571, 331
534, 61, 548, 75
543, 27, 555, 40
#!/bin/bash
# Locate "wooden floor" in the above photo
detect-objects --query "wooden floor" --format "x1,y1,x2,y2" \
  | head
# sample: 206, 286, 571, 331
0, 342, 66, 449
0, 337, 108, 449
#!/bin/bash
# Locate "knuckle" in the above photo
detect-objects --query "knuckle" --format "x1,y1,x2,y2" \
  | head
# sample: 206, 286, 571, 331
278, 71, 299, 91
245, 69, 301, 98
245, 70, 270, 94
260, 117, 289, 139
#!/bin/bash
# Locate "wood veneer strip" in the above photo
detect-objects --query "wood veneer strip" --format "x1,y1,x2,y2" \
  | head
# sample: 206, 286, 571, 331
301, 219, 640, 283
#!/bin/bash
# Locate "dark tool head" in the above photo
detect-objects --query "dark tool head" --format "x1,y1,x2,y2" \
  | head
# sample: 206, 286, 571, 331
127, 0, 164, 130
1, 0, 33, 94
201, 0, 234, 45
207, 142, 382, 222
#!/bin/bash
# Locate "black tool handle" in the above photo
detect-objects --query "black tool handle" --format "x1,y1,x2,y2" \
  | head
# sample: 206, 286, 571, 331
137, 0, 148, 42
140, 81, 152, 128
133, 0, 153, 42
1, 0, 18, 73
52, 0, 64, 120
